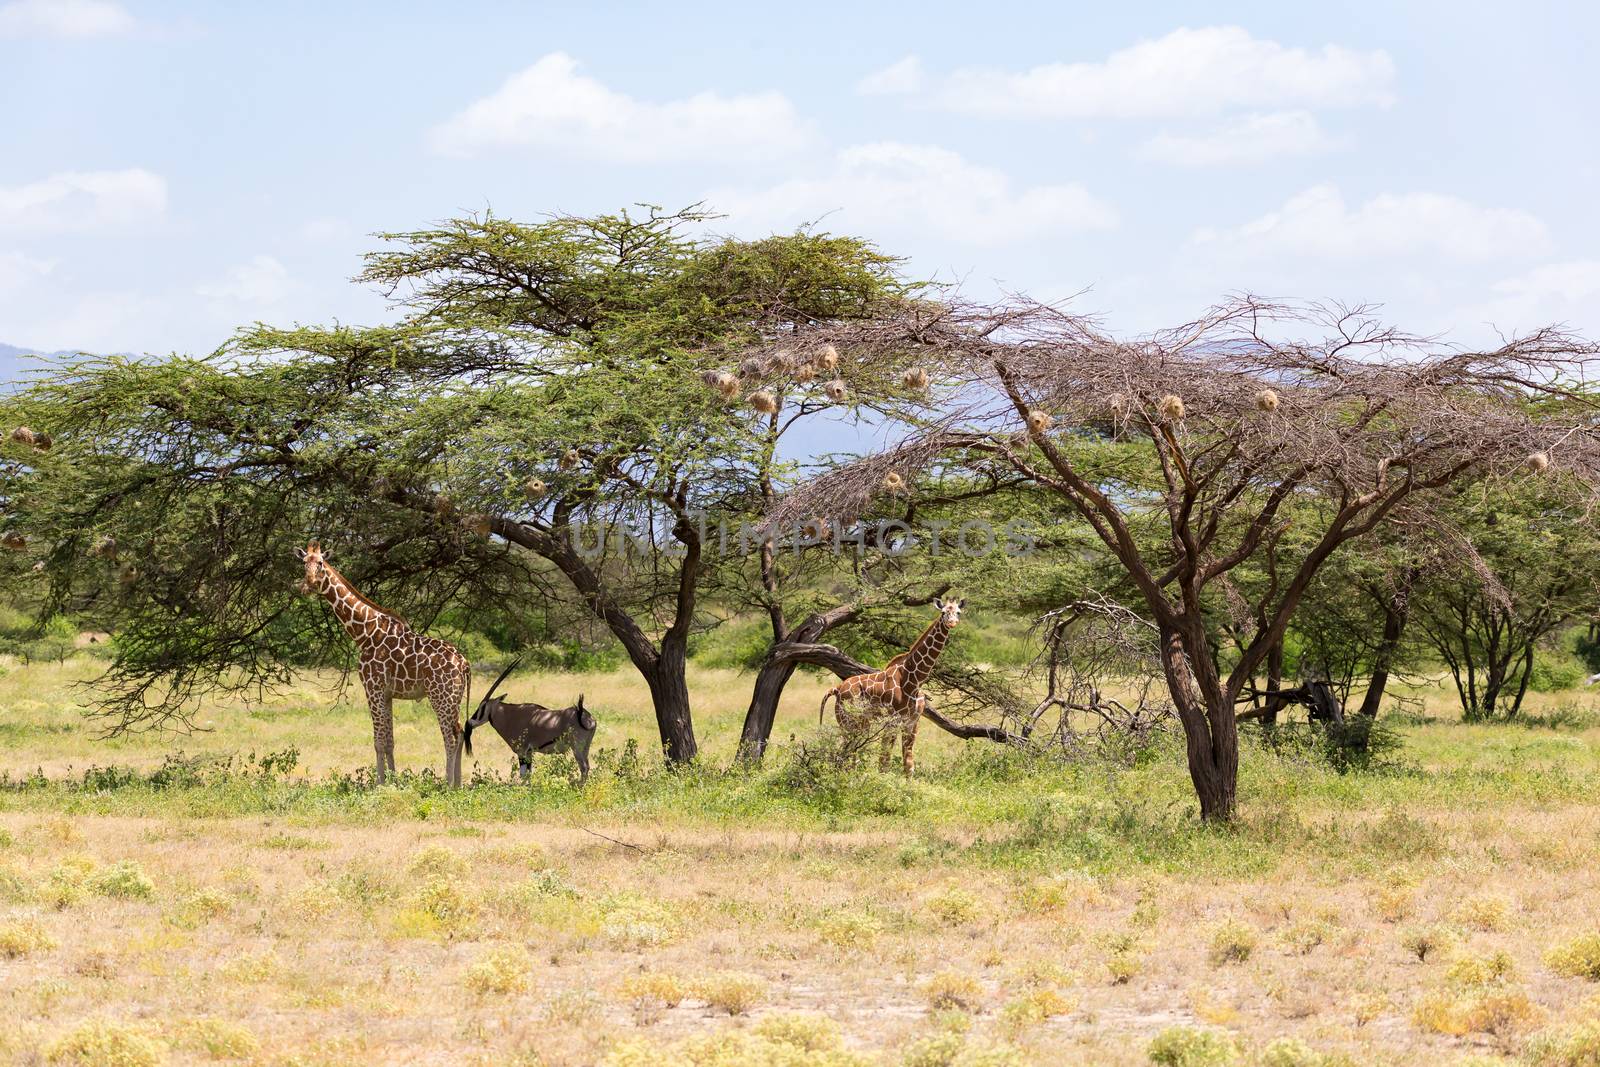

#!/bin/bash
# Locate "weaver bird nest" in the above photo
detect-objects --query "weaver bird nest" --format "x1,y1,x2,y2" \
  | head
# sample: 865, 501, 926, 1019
1255, 388, 1280, 413
1026, 409, 1053, 433
824, 379, 849, 402
902, 366, 931, 392
1158, 394, 1186, 421
522, 477, 547, 499
748, 390, 779, 415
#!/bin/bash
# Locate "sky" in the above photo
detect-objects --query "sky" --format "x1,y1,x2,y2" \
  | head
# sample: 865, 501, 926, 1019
3, 0, 1598, 365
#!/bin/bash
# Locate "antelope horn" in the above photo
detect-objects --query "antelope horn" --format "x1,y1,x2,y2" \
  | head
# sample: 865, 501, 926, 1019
478, 654, 524, 710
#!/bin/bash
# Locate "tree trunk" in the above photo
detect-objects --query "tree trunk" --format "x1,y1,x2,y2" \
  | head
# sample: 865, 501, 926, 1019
1263, 639, 1285, 726
1508, 641, 1535, 718
646, 638, 697, 764
1160, 627, 1236, 822
737, 655, 800, 761
1357, 590, 1409, 718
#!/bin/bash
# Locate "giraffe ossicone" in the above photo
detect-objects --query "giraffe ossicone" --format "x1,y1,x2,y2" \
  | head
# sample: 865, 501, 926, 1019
819, 597, 965, 776
298, 541, 472, 787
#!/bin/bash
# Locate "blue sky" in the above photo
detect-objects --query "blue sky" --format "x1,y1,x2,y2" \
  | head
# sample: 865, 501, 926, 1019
3, 0, 1598, 360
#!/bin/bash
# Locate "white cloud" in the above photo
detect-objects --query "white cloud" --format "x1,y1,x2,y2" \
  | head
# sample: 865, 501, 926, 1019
1472, 260, 1600, 333
0, 250, 54, 291
711, 142, 1117, 245
1191, 185, 1550, 264
0, 168, 166, 232
197, 255, 293, 305
431, 52, 815, 162
918, 27, 1394, 119
0, 0, 134, 38
857, 56, 924, 96
1139, 111, 1343, 167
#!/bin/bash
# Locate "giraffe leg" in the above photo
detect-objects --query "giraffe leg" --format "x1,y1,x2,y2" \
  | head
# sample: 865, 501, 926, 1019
364, 687, 393, 786
903, 698, 924, 777
878, 712, 895, 772
429, 684, 463, 789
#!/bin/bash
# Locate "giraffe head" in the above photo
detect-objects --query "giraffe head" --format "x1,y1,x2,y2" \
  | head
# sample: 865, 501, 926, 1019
296, 541, 333, 595
935, 596, 965, 628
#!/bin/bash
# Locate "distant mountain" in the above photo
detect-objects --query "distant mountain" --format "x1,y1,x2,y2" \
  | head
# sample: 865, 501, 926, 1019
0, 343, 100, 384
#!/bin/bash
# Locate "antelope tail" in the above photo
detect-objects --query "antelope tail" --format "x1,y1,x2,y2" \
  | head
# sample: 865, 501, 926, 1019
461, 671, 474, 757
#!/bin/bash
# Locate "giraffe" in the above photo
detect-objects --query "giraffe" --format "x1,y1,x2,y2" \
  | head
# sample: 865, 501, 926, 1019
819, 597, 964, 776
297, 542, 471, 787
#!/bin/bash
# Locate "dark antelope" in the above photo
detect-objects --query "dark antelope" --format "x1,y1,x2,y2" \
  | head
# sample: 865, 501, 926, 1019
464, 657, 597, 783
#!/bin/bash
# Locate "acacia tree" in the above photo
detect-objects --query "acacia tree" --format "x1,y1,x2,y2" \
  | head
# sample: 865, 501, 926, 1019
1413, 479, 1599, 720
770, 297, 1600, 820
0, 207, 919, 760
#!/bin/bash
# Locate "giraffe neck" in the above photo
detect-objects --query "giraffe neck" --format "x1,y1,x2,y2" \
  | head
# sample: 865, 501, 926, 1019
315, 570, 385, 647
900, 618, 950, 689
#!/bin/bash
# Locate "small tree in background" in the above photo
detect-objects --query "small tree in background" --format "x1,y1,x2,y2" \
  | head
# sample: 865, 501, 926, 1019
769, 297, 1600, 821
1413, 478, 1600, 720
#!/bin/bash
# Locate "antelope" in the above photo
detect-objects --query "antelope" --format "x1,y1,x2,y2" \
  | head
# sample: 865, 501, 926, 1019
463, 658, 597, 783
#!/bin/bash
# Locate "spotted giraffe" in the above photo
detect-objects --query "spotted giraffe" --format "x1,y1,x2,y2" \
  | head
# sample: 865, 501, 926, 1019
819, 598, 964, 776
298, 541, 471, 787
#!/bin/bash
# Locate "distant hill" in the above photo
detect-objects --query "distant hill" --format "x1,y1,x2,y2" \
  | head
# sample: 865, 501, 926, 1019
0, 343, 101, 385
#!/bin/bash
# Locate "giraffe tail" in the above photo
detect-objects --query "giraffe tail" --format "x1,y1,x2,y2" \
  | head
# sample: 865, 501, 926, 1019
819, 688, 837, 724
461, 671, 473, 757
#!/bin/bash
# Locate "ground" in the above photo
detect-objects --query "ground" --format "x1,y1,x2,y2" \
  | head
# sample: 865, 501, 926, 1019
2, 659, 1600, 1066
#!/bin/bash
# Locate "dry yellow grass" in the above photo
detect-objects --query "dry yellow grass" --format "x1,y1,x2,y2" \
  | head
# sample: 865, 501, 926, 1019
0, 655, 1598, 1064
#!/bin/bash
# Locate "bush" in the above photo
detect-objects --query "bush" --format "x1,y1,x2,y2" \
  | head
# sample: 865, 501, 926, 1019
465, 944, 533, 995
999, 987, 1073, 1030
1257, 717, 1404, 773
927, 884, 984, 926
600, 893, 681, 949
46, 1019, 164, 1067
619, 971, 688, 1008
1208, 919, 1257, 965
1413, 985, 1541, 1038
753, 1013, 843, 1052
0, 918, 56, 957
1258, 1039, 1345, 1067
172, 1018, 259, 1059
814, 905, 883, 948
92, 861, 155, 900
1146, 1026, 1239, 1067
692, 970, 766, 1015
1548, 934, 1600, 981
1525, 1020, 1600, 1066
1451, 891, 1514, 932
922, 970, 984, 1012
1401, 924, 1455, 962
1529, 647, 1588, 692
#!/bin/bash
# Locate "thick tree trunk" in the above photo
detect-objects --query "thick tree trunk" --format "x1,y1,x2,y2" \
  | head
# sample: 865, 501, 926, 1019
1160, 627, 1237, 822
646, 638, 697, 764
736, 655, 800, 761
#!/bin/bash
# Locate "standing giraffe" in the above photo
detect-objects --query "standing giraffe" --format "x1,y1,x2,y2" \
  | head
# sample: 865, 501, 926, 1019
297, 542, 471, 787
819, 597, 964, 776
